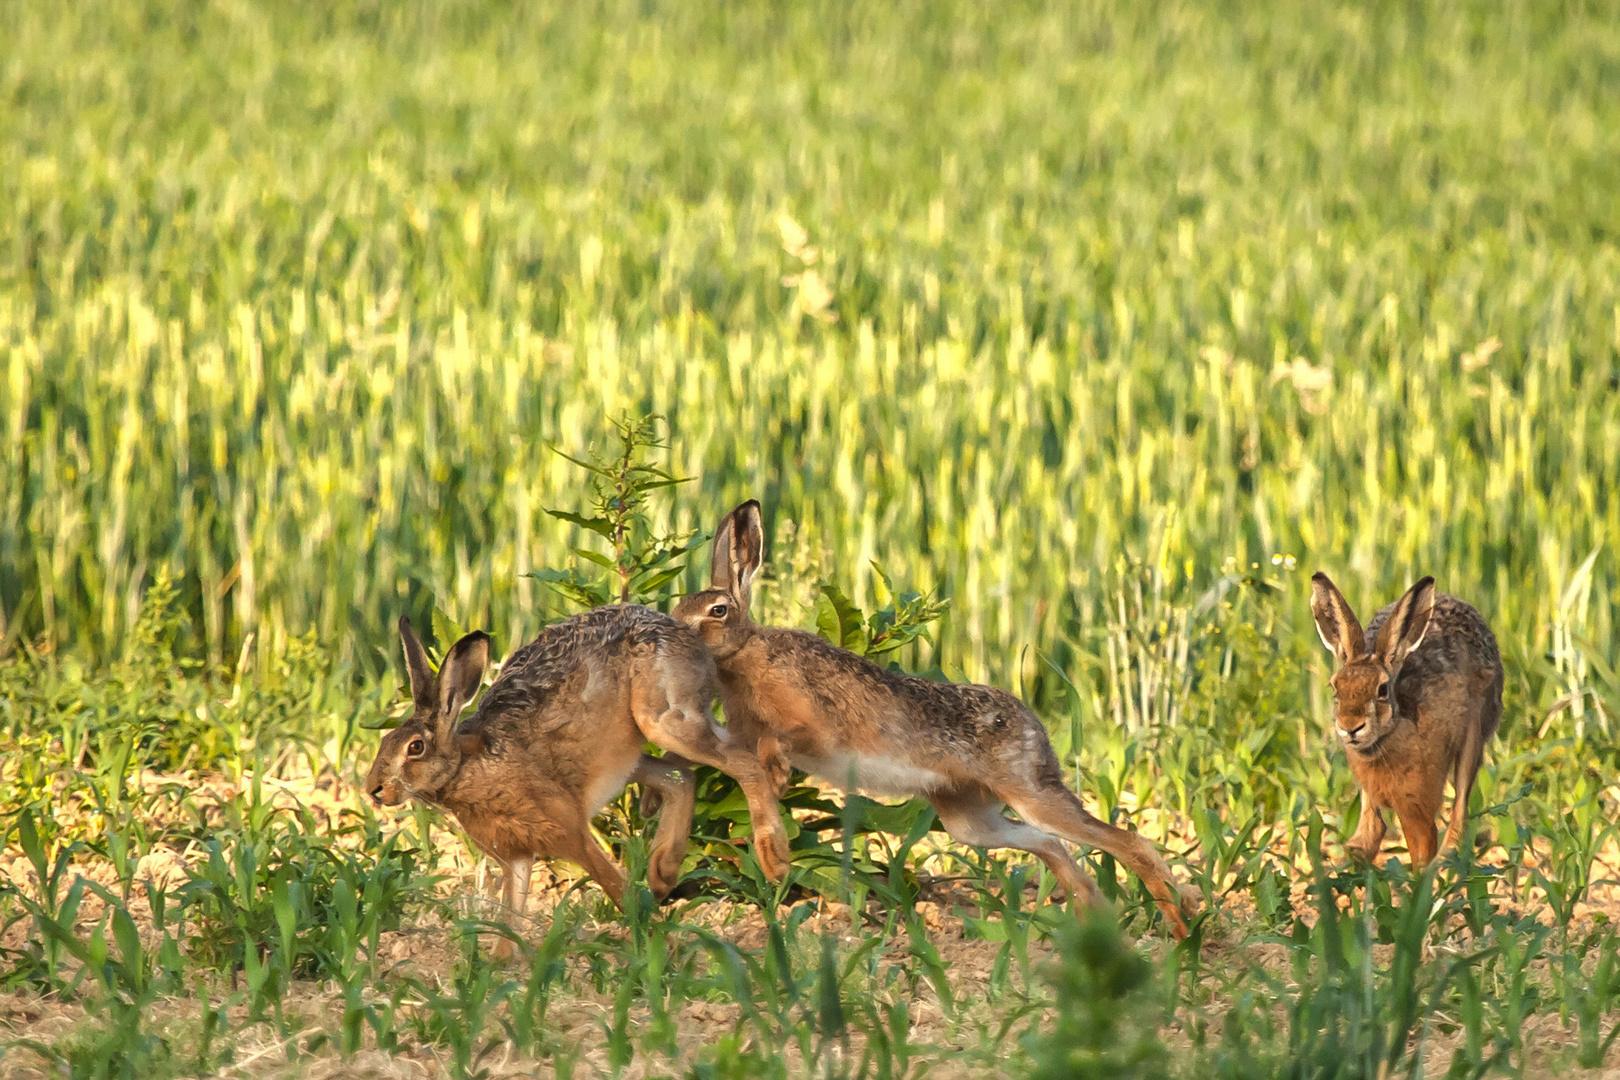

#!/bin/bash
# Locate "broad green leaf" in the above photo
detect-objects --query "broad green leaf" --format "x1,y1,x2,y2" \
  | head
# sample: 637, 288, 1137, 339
631, 564, 688, 594
814, 582, 865, 653
545, 508, 617, 539
431, 605, 467, 654
571, 547, 616, 569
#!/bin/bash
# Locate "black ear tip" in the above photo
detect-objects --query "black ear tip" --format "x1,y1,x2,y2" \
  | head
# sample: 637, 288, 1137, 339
1311, 571, 1331, 586
399, 614, 413, 634
455, 629, 493, 653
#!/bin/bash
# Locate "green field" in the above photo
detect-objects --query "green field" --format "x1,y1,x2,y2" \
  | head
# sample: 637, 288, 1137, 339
1, 0, 1618, 1076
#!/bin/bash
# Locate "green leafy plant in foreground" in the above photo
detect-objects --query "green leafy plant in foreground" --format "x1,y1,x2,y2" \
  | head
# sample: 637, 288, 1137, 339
1026, 906, 1168, 1080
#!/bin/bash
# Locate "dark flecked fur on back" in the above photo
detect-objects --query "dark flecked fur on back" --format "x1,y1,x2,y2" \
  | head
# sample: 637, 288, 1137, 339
471, 605, 701, 746
754, 626, 1038, 757
1364, 593, 1504, 742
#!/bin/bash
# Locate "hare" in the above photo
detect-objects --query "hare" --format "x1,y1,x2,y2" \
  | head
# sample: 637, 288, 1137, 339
671, 501, 1199, 939
1309, 573, 1503, 867
364, 605, 791, 958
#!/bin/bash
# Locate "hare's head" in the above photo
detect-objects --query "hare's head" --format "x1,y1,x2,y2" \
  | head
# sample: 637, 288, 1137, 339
365, 616, 490, 807
673, 500, 763, 660
1310, 573, 1435, 754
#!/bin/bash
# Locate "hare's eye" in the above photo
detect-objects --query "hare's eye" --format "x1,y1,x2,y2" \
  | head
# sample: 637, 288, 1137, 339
406, 738, 425, 757
710, 603, 728, 619
1375, 683, 1389, 702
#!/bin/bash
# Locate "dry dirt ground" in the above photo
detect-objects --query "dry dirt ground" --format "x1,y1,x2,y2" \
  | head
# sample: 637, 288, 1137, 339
1, 767, 1617, 1078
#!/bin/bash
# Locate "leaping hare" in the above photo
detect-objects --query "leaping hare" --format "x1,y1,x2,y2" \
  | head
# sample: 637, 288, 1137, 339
672, 501, 1199, 939
364, 605, 790, 957
1309, 573, 1503, 866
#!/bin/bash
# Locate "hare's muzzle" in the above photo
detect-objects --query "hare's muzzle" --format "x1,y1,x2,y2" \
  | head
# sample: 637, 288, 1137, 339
369, 780, 405, 807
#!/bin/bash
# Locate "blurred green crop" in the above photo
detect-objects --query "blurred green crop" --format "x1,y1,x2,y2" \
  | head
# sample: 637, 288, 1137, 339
2, 0, 1615, 713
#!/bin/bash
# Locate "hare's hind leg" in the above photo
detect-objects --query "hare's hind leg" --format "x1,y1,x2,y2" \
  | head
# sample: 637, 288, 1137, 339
999, 778, 1195, 939
1441, 716, 1488, 857
632, 754, 695, 900
930, 787, 1103, 907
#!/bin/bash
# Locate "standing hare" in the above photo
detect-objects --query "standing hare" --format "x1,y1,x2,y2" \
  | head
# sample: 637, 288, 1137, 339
364, 605, 790, 958
1309, 573, 1503, 866
672, 501, 1199, 939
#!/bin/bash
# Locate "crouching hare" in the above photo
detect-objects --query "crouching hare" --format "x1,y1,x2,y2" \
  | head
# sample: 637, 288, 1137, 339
365, 606, 789, 958
1310, 573, 1503, 866
673, 501, 1199, 939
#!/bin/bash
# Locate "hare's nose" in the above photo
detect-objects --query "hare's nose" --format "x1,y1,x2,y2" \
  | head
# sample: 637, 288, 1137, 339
369, 784, 385, 806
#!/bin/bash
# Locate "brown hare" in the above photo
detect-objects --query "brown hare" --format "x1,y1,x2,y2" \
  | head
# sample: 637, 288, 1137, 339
672, 501, 1199, 939
1309, 573, 1503, 867
364, 606, 790, 957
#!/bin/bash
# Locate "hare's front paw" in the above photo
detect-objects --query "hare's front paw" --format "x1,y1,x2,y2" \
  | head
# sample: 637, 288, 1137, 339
757, 739, 793, 799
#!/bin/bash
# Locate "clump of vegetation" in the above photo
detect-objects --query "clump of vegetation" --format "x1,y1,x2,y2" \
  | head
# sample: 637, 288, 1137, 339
1027, 908, 1168, 1080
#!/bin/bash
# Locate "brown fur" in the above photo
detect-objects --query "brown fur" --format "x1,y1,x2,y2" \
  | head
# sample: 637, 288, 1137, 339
1310, 573, 1504, 867
672, 501, 1199, 939
363, 606, 788, 958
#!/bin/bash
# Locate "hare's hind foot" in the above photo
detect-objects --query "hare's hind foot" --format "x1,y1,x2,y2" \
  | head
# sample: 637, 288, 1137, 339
1175, 881, 1202, 925
996, 785, 1193, 940
1343, 845, 1382, 867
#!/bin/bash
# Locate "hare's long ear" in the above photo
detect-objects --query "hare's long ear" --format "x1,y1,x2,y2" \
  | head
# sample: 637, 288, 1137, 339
435, 631, 490, 744
1310, 572, 1366, 666
709, 512, 737, 592
400, 616, 437, 710
710, 500, 764, 613
1374, 576, 1435, 669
